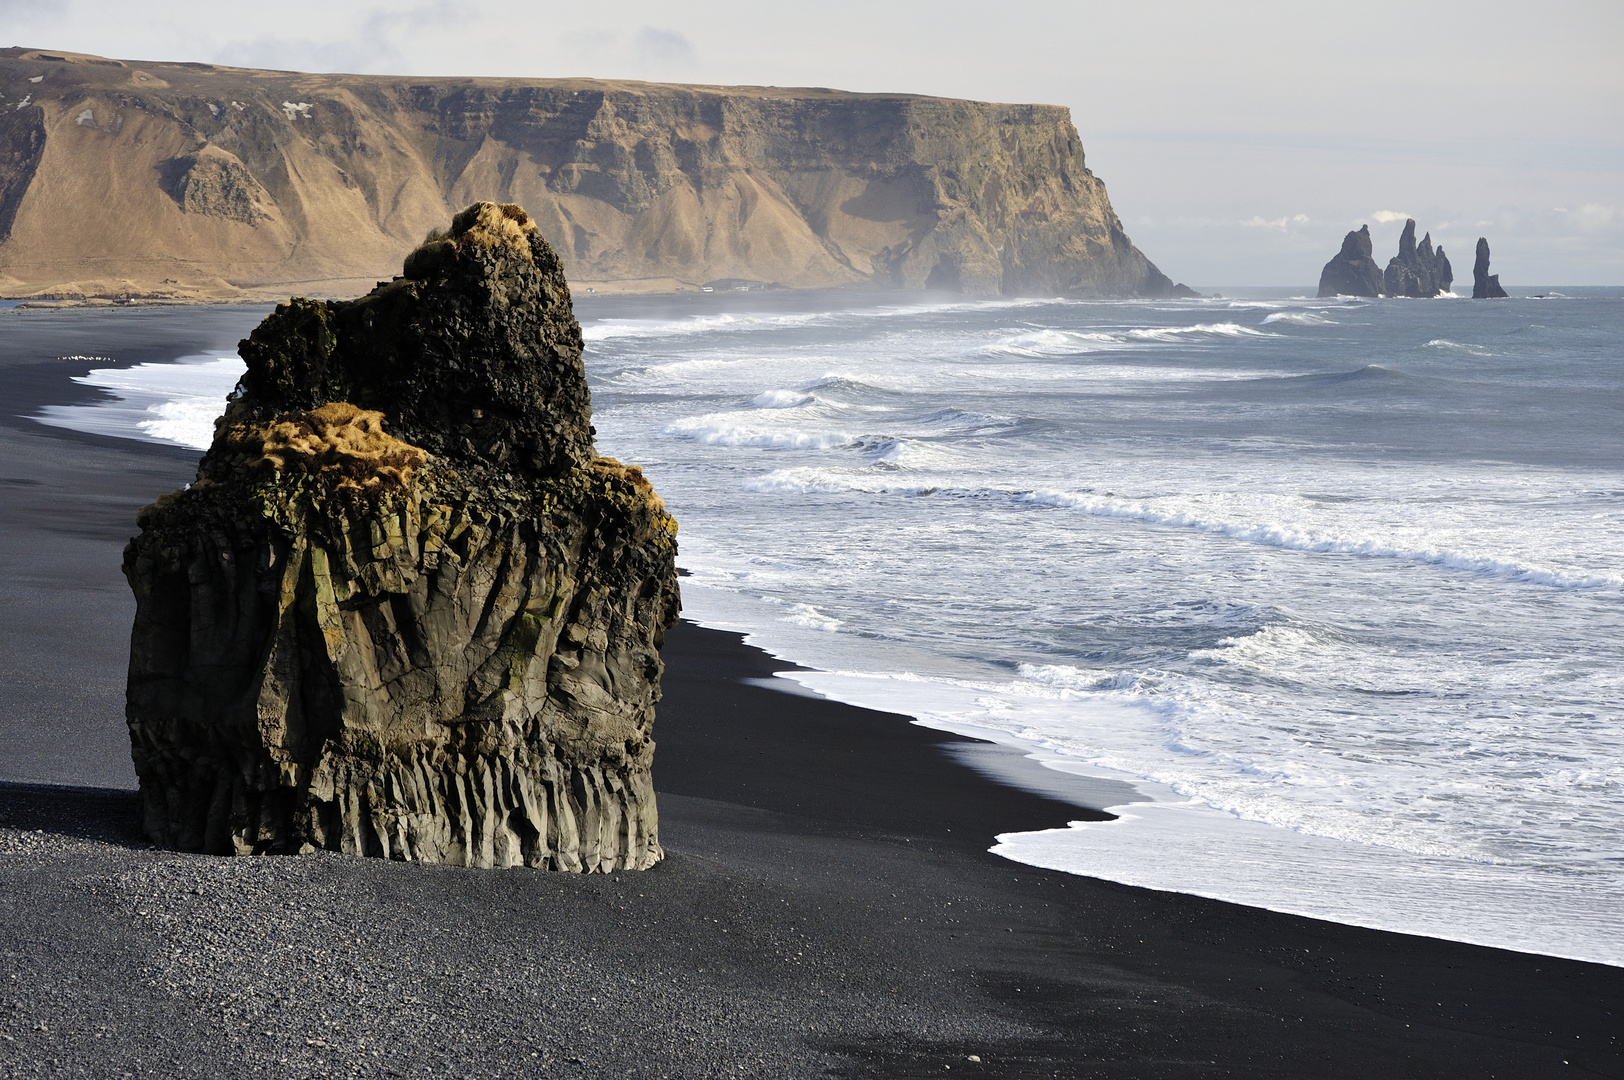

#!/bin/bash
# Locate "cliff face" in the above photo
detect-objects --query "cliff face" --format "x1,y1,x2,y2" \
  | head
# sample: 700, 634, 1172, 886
123, 203, 681, 869
0, 48, 1174, 301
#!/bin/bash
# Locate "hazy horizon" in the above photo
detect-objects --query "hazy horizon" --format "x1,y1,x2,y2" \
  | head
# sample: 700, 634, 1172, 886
4, 0, 1620, 286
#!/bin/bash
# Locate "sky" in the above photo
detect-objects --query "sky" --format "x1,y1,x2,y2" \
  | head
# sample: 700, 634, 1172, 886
6, 0, 1621, 285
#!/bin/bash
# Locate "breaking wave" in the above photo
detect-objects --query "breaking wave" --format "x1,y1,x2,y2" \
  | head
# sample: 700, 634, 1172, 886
1014, 489, 1622, 590
1261, 311, 1338, 326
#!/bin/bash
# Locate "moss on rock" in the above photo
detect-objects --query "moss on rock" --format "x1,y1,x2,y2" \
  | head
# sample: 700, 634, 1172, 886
123, 203, 680, 870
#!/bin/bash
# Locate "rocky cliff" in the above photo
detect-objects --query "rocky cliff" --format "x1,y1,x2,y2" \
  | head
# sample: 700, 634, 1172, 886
122, 202, 681, 869
1382, 219, 1453, 298
1316, 225, 1383, 297
1472, 237, 1509, 298
0, 48, 1177, 301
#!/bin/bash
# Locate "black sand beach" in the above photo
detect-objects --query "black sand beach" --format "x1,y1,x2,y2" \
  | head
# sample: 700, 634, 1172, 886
1, 311, 1621, 1078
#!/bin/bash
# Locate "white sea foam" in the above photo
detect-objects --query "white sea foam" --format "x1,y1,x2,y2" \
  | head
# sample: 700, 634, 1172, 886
141, 396, 231, 447
751, 389, 814, 409
663, 415, 854, 450
744, 465, 947, 496
1015, 663, 1143, 693
1261, 311, 1338, 326
585, 312, 814, 341
780, 602, 843, 632
581, 295, 1067, 344
988, 329, 1127, 357
992, 802, 1624, 967
1012, 488, 1623, 590
34, 357, 244, 450
1125, 322, 1283, 341
1423, 338, 1492, 355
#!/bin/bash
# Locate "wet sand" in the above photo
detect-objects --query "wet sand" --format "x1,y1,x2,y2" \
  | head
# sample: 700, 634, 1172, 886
1, 314, 1620, 1078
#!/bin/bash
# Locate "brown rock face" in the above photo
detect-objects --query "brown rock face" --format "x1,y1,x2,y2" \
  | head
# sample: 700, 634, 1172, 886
0, 48, 1175, 301
122, 203, 681, 869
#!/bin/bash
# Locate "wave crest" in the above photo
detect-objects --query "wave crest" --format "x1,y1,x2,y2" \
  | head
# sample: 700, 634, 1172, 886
1261, 311, 1338, 326
1013, 489, 1621, 590
664, 415, 853, 450
1125, 322, 1284, 341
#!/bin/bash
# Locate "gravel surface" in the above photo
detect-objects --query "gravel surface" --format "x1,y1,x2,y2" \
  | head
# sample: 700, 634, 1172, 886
0, 786, 1046, 1079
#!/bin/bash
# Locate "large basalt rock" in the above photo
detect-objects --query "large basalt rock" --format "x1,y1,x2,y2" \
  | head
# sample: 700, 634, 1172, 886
1472, 237, 1509, 298
1317, 225, 1384, 297
1382, 219, 1454, 298
123, 202, 681, 870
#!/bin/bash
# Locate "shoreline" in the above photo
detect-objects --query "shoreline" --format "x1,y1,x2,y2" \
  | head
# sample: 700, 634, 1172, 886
11, 304, 1624, 954
3, 616, 1622, 1075
2, 325, 1622, 1075
12, 304, 1624, 958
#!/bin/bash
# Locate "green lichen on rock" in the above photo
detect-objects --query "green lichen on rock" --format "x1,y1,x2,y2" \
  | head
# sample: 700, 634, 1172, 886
123, 202, 680, 870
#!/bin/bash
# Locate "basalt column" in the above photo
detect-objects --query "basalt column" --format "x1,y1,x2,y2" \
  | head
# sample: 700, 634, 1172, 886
123, 202, 681, 870
1472, 237, 1509, 298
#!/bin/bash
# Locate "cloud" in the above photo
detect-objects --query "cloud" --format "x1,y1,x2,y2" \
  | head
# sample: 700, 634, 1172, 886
633, 27, 695, 68
1241, 213, 1309, 231
0, 0, 67, 27
1371, 210, 1412, 224
213, 0, 466, 74
1564, 204, 1618, 231
558, 24, 697, 78
0, 0, 58, 12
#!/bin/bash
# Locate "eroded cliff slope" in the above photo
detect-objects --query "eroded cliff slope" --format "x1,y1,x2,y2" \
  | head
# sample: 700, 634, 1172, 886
0, 48, 1175, 300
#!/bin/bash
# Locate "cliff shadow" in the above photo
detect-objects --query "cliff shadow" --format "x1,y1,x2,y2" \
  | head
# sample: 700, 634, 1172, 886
0, 781, 147, 847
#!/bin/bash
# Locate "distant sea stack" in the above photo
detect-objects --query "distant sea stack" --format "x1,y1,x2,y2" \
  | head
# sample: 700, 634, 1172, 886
1317, 225, 1384, 297
0, 48, 1179, 301
1316, 219, 1458, 298
123, 202, 681, 868
1382, 219, 1453, 298
1472, 238, 1509, 298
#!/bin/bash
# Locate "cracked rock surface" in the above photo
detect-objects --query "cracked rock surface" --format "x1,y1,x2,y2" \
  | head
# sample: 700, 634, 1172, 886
122, 202, 681, 869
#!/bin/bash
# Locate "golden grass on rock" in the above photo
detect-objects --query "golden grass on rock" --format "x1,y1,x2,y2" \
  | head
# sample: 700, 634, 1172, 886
215, 402, 429, 495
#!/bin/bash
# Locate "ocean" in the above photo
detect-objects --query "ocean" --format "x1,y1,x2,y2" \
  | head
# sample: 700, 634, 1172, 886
31, 286, 1624, 966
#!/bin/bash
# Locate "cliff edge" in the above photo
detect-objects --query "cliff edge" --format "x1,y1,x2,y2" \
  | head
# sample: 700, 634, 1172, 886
0, 48, 1175, 301
122, 202, 681, 868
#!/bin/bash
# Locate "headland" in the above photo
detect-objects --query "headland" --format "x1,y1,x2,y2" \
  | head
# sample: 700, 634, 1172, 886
0, 48, 1182, 304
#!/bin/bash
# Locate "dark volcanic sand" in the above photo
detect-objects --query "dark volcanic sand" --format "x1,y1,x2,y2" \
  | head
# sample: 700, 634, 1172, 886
1, 312, 1621, 1078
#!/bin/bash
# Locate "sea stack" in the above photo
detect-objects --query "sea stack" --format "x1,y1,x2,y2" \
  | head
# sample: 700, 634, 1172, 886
1382, 219, 1454, 298
1317, 225, 1385, 297
122, 202, 681, 870
1472, 238, 1509, 298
